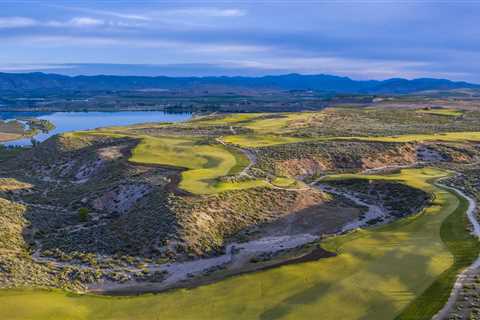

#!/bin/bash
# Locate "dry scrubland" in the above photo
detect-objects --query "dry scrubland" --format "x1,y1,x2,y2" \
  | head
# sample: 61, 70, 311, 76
1, 107, 480, 319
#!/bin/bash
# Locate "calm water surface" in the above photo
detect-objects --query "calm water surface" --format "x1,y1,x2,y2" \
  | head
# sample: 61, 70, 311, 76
1, 111, 192, 146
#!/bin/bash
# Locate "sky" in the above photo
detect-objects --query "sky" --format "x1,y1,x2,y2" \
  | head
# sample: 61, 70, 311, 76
1, 0, 480, 82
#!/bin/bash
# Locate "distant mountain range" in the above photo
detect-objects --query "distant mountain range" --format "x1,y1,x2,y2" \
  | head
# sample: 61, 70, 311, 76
0, 72, 478, 94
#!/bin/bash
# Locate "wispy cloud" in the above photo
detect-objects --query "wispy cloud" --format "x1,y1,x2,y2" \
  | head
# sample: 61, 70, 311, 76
0, 17, 36, 28
225, 57, 432, 80
47, 17, 105, 28
47, 4, 151, 21
0, 16, 143, 29
0, 63, 74, 72
4, 35, 269, 55
160, 8, 246, 18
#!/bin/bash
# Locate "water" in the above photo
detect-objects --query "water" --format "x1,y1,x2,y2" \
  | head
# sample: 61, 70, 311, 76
1, 111, 192, 147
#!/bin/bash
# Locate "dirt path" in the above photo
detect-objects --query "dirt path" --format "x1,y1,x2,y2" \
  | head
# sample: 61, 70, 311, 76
238, 147, 257, 177
432, 182, 479, 320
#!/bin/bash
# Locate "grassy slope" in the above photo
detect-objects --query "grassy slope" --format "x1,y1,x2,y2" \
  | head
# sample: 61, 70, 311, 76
0, 168, 475, 320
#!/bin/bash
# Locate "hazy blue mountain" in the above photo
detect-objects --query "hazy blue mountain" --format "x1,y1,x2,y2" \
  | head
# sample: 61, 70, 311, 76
0, 72, 478, 94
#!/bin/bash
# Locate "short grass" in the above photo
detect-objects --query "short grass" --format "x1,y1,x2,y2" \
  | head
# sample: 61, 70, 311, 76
225, 131, 480, 148
346, 131, 480, 143
244, 113, 318, 133
395, 187, 480, 319
192, 112, 319, 134
130, 135, 267, 194
0, 168, 475, 320
191, 113, 265, 125
223, 134, 309, 148
223, 145, 250, 176
69, 131, 267, 195
271, 177, 298, 187
416, 108, 463, 117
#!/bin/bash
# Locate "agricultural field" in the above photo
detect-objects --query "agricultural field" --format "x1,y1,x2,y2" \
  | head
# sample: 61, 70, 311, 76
1, 106, 480, 320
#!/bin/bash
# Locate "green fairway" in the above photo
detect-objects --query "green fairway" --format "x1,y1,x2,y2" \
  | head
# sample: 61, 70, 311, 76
191, 113, 266, 125
224, 131, 480, 148
223, 134, 309, 147
396, 186, 480, 319
271, 177, 299, 187
243, 112, 319, 133
346, 131, 480, 143
129, 135, 267, 194
0, 168, 476, 320
416, 108, 464, 117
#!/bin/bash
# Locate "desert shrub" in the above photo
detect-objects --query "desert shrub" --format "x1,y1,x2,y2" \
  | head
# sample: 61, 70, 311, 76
78, 207, 90, 222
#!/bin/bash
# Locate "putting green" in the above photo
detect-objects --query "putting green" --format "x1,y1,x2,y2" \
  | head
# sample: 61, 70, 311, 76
1, 168, 476, 320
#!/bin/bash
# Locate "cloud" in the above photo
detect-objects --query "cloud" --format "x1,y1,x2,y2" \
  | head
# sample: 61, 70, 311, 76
0, 63, 74, 72
47, 4, 151, 21
0, 17, 36, 28
160, 8, 246, 18
3, 2, 480, 81
3, 35, 269, 55
224, 57, 434, 80
69, 17, 104, 27
47, 17, 105, 28
12, 36, 121, 47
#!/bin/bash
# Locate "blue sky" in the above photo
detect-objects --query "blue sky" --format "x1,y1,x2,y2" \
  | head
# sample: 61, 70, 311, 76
1, 1, 480, 81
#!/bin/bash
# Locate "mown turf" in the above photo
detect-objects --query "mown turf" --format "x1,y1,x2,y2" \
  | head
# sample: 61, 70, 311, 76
0, 168, 474, 320
223, 134, 309, 148
225, 131, 480, 148
223, 145, 250, 176
243, 112, 319, 133
69, 131, 267, 195
271, 177, 298, 187
347, 131, 480, 143
416, 108, 463, 117
129, 135, 267, 194
395, 187, 480, 320
191, 113, 265, 125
